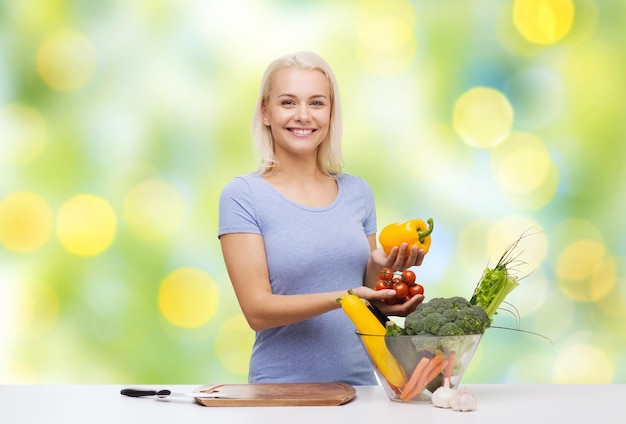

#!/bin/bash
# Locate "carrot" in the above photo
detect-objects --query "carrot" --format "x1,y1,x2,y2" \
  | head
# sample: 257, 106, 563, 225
399, 356, 429, 400
401, 354, 447, 401
424, 358, 448, 387
415, 354, 445, 392
444, 351, 456, 380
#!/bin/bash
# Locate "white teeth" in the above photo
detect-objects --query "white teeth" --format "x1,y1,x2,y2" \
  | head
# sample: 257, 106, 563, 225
292, 129, 312, 135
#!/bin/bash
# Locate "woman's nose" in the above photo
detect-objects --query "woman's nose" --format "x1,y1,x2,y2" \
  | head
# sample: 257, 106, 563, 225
295, 104, 311, 121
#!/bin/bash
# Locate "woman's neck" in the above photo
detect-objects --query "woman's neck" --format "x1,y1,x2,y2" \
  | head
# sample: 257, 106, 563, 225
266, 153, 325, 182
262, 162, 337, 208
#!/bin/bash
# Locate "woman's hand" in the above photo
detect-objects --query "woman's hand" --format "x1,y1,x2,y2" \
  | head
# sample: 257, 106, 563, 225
351, 286, 424, 317
370, 243, 425, 272
374, 292, 424, 317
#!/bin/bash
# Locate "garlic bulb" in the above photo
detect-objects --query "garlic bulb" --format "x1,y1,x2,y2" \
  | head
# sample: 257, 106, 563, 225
450, 387, 477, 412
431, 378, 455, 408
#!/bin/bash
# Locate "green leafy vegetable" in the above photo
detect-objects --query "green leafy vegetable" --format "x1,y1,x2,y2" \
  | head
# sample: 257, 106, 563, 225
469, 231, 531, 321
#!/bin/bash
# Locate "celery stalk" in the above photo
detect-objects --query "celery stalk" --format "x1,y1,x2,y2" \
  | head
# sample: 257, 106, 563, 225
469, 232, 531, 321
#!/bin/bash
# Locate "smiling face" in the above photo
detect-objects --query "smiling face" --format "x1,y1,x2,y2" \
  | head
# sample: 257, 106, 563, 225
262, 67, 331, 163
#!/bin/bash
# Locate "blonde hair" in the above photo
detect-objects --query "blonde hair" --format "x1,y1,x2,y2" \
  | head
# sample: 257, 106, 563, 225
251, 51, 343, 177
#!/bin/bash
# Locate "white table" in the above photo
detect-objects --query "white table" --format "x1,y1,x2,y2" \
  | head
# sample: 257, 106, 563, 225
1, 384, 624, 423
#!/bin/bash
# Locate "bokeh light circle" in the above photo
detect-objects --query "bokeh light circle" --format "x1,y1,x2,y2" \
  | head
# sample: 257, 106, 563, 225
489, 132, 559, 210
356, 0, 417, 76
36, 29, 97, 91
0, 192, 53, 253
56, 194, 117, 256
0, 104, 48, 165
552, 343, 613, 383
453, 87, 514, 148
123, 179, 186, 241
214, 314, 254, 376
158, 267, 218, 328
498, 148, 549, 194
556, 239, 615, 302
513, 0, 575, 45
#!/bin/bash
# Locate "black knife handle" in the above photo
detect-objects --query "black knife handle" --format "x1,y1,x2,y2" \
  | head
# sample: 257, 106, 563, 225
121, 388, 172, 398
367, 303, 389, 326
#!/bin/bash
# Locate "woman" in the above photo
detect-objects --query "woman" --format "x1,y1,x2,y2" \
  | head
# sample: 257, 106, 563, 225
218, 51, 425, 385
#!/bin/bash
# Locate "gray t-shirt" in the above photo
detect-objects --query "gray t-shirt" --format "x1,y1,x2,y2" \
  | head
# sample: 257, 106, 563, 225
218, 172, 378, 385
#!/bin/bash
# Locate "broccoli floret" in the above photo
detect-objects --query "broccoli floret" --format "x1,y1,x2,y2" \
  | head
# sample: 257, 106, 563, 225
438, 322, 465, 336
385, 321, 407, 336
404, 296, 490, 336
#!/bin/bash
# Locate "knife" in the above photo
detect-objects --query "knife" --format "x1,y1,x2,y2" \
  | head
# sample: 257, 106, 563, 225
120, 388, 232, 399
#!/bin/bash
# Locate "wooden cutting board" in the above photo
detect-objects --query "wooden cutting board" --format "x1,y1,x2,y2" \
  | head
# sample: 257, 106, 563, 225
193, 382, 356, 407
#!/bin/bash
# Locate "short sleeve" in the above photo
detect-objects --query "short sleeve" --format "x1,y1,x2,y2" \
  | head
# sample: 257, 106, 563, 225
361, 178, 377, 237
218, 176, 262, 238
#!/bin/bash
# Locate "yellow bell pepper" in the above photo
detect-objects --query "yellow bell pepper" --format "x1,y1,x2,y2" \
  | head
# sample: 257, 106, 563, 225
379, 217, 434, 255
338, 291, 407, 388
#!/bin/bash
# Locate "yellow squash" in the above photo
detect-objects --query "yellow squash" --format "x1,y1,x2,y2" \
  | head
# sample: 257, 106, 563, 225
338, 291, 407, 388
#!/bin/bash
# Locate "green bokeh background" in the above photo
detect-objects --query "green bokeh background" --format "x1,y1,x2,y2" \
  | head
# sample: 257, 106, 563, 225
1, 0, 625, 384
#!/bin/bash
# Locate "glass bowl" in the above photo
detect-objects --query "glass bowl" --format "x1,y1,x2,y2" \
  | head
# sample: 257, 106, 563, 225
356, 331, 482, 402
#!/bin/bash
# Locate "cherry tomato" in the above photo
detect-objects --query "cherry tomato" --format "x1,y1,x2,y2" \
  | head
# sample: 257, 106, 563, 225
401, 269, 416, 285
408, 283, 424, 298
375, 280, 388, 291
394, 282, 409, 298
380, 268, 394, 281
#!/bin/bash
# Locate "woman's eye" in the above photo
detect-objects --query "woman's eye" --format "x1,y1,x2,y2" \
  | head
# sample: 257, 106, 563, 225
281, 100, 295, 106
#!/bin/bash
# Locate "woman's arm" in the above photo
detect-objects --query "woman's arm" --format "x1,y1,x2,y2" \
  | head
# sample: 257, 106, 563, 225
220, 232, 393, 332
221, 232, 424, 332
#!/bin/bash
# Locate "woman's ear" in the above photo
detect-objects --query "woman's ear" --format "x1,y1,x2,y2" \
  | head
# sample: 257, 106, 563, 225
261, 104, 270, 126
